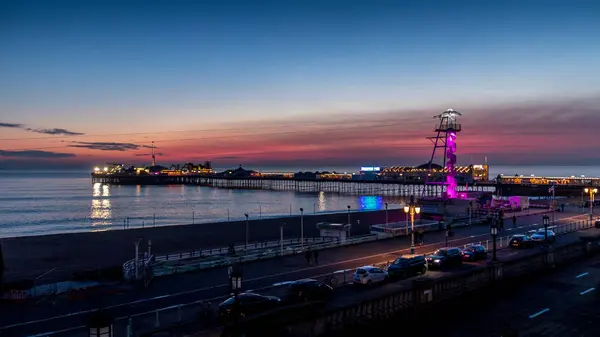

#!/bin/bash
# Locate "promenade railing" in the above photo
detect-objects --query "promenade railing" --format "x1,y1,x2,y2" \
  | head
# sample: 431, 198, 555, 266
125, 210, 553, 280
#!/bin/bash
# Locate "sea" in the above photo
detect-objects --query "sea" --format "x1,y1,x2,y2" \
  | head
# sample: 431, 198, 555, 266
0, 166, 598, 238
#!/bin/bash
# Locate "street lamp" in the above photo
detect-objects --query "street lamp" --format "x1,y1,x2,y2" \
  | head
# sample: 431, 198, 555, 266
584, 187, 598, 220
299, 208, 304, 249
347, 205, 351, 225
490, 223, 498, 261
403, 202, 421, 254
229, 265, 243, 328
385, 203, 389, 225
542, 214, 550, 247
244, 213, 249, 250
87, 309, 113, 337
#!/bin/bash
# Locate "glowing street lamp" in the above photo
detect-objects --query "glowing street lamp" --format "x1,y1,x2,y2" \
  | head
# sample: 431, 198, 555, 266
403, 202, 421, 254
584, 187, 598, 220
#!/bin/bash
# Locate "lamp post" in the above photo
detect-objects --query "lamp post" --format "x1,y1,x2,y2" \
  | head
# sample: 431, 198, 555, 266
192, 207, 195, 225
280, 222, 285, 255
87, 309, 113, 337
542, 214, 550, 247
347, 205, 351, 225
244, 213, 249, 250
491, 223, 498, 261
385, 203, 389, 225
300, 208, 304, 249
403, 202, 421, 254
584, 187, 598, 221
229, 265, 243, 330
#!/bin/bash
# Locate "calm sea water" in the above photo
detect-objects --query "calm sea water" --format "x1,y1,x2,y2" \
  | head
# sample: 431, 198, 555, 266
0, 166, 597, 238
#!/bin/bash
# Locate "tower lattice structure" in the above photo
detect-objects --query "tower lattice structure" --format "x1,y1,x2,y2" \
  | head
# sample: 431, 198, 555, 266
425, 109, 462, 199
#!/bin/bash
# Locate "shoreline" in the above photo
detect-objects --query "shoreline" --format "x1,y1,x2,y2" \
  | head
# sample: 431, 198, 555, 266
1, 209, 409, 284
0, 206, 404, 240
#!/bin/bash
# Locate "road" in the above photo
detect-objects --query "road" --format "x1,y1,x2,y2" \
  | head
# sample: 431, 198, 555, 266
355, 248, 600, 337
0, 211, 589, 336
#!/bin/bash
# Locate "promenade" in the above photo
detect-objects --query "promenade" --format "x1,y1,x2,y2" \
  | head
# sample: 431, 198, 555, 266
0, 210, 588, 336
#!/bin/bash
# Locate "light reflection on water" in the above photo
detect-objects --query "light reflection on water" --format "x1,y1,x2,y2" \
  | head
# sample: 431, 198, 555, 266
2, 177, 407, 238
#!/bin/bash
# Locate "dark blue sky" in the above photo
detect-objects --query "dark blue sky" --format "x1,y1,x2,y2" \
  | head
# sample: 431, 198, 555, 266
1, 0, 600, 168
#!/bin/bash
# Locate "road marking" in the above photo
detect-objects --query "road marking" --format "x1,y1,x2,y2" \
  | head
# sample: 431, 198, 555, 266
580, 287, 595, 295
1, 213, 587, 331
576, 272, 589, 279
529, 308, 550, 318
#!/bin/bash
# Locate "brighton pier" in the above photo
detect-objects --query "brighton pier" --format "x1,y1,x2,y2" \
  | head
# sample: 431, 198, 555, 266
91, 110, 600, 198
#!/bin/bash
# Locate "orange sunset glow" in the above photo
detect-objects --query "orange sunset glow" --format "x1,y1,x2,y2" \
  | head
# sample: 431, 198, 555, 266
1, 96, 599, 169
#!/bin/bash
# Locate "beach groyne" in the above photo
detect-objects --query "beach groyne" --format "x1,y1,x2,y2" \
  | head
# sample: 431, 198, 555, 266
1, 209, 412, 284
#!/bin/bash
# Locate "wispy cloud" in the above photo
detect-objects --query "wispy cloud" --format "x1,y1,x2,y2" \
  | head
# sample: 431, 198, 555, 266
134, 152, 163, 157
69, 141, 152, 151
26, 128, 84, 136
157, 95, 600, 166
0, 121, 83, 136
0, 122, 24, 128
0, 150, 76, 158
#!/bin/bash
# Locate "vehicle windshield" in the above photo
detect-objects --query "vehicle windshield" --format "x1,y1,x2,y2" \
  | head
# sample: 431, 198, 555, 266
464, 247, 475, 252
356, 269, 367, 274
434, 249, 447, 256
394, 258, 411, 264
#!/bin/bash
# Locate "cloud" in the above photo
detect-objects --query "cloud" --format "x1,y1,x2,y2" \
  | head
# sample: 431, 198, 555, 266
0, 122, 83, 136
0, 150, 76, 158
69, 141, 152, 151
156, 95, 600, 167
0, 122, 24, 128
134, 152, 163, 157
26, 128, 84, 136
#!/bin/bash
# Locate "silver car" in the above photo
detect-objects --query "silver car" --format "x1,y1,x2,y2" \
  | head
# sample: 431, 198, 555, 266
529, 229, 556, 243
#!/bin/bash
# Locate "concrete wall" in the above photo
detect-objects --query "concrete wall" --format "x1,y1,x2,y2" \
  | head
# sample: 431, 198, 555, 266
0, 209, 414, 283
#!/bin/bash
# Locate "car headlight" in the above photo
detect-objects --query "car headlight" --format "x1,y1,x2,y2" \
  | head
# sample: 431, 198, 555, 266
434, 259, 441, 263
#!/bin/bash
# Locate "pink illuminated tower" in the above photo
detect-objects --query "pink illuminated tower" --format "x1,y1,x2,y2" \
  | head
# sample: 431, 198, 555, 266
426, 109, 462, 199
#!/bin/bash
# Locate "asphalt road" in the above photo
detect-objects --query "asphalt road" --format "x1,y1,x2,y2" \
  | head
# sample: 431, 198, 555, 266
367, 249, 600, 337
0, 211, 590, 336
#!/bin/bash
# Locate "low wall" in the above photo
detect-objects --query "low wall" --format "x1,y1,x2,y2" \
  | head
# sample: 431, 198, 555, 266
213, 235, 600, 337
0, 208, 412, 283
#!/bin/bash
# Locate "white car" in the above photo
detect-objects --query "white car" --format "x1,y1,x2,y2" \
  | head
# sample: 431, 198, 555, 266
353, 266, 389, 285
529, 229, 556, 243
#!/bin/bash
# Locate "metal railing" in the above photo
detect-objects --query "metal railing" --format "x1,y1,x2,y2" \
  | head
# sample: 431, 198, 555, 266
128, 212, 553, 279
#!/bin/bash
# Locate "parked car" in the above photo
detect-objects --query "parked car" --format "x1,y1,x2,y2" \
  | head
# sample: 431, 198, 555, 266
278, 279, 333, 303
462, 244, 487, 261
386, 254, 427, 280
217, 292, 281, 320
529, 229, 556, 243
353, 266, 389, 285
595, 217, 600, 228
425, 248, 463, 269
509, 234, 536, 248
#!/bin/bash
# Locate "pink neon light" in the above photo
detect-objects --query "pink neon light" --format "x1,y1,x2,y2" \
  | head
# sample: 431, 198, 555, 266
445, 131, 458, 198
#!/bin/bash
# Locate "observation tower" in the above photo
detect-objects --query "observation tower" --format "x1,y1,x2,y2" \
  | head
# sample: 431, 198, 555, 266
425, 109, 462, 199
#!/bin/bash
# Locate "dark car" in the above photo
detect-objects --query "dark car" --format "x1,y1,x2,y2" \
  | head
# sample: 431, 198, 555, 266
462, 245, 487, 261
595, 217, 600, 228
283, 279, 333, 303
386, 254, 427, 280
217, 292, 281, 320
509, 234, 536, 248
426, 247, 463, 269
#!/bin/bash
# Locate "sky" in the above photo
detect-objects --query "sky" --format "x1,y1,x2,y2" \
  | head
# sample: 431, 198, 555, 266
1, 0, 600, 170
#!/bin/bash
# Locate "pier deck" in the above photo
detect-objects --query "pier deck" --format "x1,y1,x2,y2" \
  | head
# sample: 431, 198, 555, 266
91, 173, 495, 196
